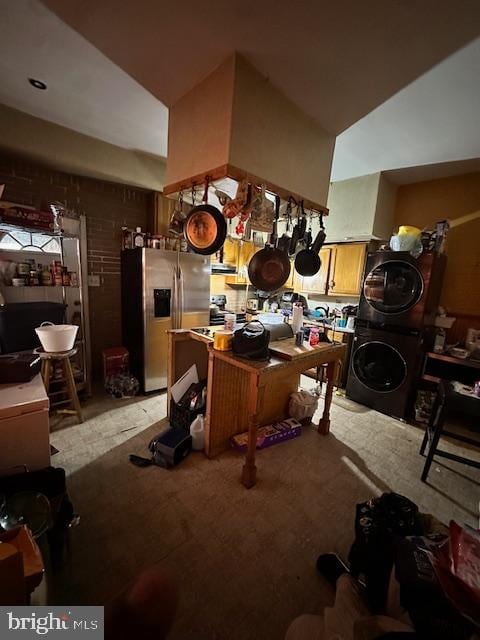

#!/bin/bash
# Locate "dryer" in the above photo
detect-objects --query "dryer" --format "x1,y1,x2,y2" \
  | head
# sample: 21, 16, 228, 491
346, 325, 426, 420
358, 251, 446, 330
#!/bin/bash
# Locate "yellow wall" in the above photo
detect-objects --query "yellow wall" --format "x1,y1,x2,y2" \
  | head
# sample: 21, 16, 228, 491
394, 172, 480, 315
0, 104, 166, 191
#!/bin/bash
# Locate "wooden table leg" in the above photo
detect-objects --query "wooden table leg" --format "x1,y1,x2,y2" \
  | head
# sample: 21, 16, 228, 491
64, 358, 83, 424
318, 359, 338, 435
42, 359, 51, 395
241, 413, 258, 489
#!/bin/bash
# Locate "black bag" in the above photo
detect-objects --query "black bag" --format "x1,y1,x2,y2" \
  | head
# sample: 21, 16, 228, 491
232, 320, 270, 361
348, 492, 423, 614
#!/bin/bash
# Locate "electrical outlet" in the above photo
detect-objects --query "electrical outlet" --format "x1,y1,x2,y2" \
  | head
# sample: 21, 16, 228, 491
88, 274, 101, 287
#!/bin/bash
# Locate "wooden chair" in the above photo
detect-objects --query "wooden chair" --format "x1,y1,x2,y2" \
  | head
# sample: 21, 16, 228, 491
419, 381, 480, 482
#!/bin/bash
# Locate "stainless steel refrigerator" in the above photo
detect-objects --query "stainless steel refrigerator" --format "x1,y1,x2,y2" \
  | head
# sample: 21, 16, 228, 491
121, 248, 210, 392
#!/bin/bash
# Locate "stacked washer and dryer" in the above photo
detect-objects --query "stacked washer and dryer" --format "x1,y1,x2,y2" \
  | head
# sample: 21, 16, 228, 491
346, 250, 446, 420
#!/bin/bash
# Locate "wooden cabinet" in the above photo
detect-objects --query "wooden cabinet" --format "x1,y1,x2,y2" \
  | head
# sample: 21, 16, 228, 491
211, 237, 239, 267
225, 240, 260, 285
328, 243, 367, 296
284, 260, 303, 289
222, 240, 367, 296
299, 248, 331, 295
295, 243, 366, 296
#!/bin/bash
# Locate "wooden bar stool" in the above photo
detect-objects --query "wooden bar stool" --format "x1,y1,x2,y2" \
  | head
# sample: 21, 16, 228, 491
35, 347, 83, 424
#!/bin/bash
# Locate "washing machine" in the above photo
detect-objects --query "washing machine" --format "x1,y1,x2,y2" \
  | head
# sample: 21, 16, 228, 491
346, 325, 427, 420
358, 251, 446, 330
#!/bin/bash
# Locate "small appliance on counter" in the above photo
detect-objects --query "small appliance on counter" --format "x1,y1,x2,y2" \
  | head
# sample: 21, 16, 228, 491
0, 352, 41, 383
209, 295, 246, 326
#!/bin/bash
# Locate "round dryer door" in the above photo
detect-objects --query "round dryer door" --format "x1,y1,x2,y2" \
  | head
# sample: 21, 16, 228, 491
363, 260, 423, 314
353, 341, 407, 392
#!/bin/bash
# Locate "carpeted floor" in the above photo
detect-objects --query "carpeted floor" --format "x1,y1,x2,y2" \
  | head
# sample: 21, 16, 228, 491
49, 382, 480, 639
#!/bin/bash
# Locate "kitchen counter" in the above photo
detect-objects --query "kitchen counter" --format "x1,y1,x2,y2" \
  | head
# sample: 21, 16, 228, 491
0, 374, 48, 419
0, 374, 50, 476
167, 328, 346, 488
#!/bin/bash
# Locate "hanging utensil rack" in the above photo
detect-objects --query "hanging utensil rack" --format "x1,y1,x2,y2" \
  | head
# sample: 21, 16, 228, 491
163, 163, 329, 219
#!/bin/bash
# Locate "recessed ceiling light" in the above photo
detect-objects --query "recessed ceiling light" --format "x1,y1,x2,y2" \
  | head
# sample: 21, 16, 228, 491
28, 78, 47, 91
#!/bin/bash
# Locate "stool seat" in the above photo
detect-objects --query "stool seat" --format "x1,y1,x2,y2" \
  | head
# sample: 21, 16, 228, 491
36, 348, 83, 424
34, 347, 78, 360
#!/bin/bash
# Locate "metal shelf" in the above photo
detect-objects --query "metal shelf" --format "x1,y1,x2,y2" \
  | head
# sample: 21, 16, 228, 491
4, 285, 80, 289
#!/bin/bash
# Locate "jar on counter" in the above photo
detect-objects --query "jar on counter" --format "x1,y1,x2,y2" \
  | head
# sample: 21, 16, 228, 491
70, 271, 79, 287
41, 266, 52, 286
54, 271, 63, 286
17, 262, 30, 277
133, 227, 145, 248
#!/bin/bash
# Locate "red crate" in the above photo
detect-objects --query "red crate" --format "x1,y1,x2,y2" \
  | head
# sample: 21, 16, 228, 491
103, 347, 129, 381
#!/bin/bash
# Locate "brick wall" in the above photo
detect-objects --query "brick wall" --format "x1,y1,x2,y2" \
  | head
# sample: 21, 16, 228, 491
0, 153, 151, 376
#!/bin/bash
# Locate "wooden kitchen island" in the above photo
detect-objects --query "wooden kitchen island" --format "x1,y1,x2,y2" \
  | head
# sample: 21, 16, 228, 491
167, 329, 346, 488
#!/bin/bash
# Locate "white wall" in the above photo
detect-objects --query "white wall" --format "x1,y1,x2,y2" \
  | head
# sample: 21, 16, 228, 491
0, 104, 166, 191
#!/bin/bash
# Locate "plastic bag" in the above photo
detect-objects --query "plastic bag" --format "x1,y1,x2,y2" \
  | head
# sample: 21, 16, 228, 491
105, 373, 139, 398
289, 389, 319, 421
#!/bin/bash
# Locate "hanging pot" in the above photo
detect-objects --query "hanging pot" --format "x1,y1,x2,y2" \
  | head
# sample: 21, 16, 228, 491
294, 213, 326, 277
184, 178, 227, 255
247, 196, 291, 291
184, 204, 227, 255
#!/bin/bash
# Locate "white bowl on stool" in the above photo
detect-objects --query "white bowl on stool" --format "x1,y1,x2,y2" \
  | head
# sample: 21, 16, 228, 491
35, 322, 78, 353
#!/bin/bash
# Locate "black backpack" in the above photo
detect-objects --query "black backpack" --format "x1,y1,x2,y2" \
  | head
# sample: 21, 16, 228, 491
232, 320, 270, 361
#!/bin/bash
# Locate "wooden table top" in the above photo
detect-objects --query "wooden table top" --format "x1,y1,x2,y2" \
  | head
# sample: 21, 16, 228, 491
211, 341, 346, 376
168, 329, 346, 375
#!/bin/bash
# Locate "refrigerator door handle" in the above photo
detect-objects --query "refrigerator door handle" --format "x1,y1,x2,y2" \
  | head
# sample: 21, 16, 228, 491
172, 267, 178, 329
178, 266, 184, 328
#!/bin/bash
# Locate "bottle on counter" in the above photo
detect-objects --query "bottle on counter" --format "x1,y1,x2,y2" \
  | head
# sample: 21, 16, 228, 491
70, 271, 79, 287
133, 227, 145, 248
41, 265, 52, 286
54, 268, 63, 286
309, 327, 320, 347
29, 269, 39, 286
62, 267, 71, 286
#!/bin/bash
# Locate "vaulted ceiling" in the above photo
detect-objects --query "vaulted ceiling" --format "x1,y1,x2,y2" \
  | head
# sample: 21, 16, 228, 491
43, 0, 480, 136
0, 0, 479, 183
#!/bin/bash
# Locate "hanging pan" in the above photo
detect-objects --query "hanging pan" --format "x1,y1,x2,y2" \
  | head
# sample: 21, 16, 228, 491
184, 178, 227, 255
248, 195, 291, 291
294, 212, 326, 277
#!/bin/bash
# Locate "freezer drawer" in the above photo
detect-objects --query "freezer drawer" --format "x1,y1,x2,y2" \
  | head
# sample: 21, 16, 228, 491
0, 408, 50, 476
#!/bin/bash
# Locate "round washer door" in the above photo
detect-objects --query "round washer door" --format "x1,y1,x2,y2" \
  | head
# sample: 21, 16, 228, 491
353, 341, 407, 392
363, 260, 423, 314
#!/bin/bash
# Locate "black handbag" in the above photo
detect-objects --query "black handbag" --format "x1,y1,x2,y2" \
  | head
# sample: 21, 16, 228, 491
232, 320, 270, 361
